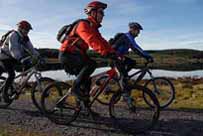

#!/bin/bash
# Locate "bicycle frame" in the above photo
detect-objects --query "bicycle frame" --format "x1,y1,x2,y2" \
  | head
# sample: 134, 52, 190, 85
57, 65, 124, 108
128, 63, 160, 94
88, 67, 122, 106
12, 62, 42, 95
128, 63, 154, 83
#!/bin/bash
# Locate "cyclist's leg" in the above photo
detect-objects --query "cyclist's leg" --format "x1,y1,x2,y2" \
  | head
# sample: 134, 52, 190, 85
124, 56, 136, 72
1, 60, 16, 102
59, 51, 96, 99
119, 58, 136, 109
74, 58, 97, 100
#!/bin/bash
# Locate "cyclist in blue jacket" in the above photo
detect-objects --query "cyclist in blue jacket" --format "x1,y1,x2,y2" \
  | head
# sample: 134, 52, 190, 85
111, 22, 153, 72
110, 22, 154, 111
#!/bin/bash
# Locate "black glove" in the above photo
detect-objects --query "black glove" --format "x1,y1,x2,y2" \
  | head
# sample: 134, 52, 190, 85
105, 52, 119, 60
39, 57, 46, 66
20, 58, 32, 66
146, 55, 154, 63
20, 57, 32, 71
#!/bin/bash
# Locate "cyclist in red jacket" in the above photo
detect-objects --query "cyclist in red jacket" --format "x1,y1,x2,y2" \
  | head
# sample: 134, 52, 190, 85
59, 1, 116, 107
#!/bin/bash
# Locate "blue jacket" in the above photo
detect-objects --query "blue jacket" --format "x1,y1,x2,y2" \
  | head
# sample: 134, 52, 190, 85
112, 32, 151, 58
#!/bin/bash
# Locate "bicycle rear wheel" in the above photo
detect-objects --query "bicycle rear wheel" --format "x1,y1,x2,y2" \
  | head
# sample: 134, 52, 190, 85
41, 81, 79, 125
144, 77, 175, 109
0, 76, 14, 108
31, 77, 54, 111
109, 84, 160, 134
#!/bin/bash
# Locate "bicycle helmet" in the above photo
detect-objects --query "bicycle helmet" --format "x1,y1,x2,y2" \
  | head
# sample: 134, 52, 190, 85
129, 22, 143, 30
17, 20, 33, 30
84, 1, 107, 15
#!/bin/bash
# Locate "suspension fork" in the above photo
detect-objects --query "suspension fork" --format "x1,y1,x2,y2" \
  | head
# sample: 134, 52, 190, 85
147, 70, 160, 94
55, 88, 72, 107
34, 71, 43, 91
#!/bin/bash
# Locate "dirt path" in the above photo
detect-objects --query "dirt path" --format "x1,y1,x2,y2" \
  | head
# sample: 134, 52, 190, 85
0, 98, 203, 136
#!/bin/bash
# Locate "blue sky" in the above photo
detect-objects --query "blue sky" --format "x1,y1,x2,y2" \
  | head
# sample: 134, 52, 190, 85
0, 0, 203, 50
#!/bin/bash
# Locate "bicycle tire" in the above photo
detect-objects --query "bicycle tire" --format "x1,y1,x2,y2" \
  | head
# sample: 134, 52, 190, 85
143, 77, 175, 109
94, 76, 120, 105
31, 77, 54, 111
0, 76, 13, 108
109, 84, 160, 134
41, 81, 79, 125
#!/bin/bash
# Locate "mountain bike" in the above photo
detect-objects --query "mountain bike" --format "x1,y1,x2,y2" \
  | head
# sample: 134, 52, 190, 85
97, 62, 175, 109
0, 56, 54, 111
41, 59, 160, 134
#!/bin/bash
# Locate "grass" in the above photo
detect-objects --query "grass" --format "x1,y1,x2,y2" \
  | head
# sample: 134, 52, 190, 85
0, 125, 59, 136
0, 128, 7, 136
169, 78, 203, 109
19, 77, 203, 109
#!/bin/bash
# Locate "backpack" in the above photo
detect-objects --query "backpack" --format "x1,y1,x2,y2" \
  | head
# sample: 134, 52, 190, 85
0, 30, 15, 47
108, 33, 125, 45
56, 19, 89, 43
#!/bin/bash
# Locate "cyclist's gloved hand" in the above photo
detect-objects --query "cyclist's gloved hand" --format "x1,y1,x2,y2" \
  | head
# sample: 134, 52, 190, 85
32, 56, 39, 65
146, 55, 154, 63
20, 57, 32, 67
105, 52, 118, 60
39, 57, 46, 66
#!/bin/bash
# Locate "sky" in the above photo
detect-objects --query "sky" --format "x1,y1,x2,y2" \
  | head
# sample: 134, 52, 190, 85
0, 0, 203, 50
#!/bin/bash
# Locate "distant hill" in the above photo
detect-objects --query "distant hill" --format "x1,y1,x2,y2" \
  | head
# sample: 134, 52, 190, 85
35, 48, 203, 71
36, 48, 203, 59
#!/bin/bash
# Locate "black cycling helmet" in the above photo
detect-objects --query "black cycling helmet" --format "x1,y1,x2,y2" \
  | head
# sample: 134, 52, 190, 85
129, 22, 143, 30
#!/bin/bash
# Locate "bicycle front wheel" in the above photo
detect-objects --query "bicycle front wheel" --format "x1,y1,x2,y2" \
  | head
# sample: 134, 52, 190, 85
144, 77, 175, 109
110, 84, 160, 134
41, 81, 79, 125
31, 77, 54, 111
94, 76, 120, 105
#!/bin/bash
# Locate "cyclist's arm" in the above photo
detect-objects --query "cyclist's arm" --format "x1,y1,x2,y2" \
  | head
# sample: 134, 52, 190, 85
76, 21, 115, 56
26, 40, 40, 57
125, 33, 151, 58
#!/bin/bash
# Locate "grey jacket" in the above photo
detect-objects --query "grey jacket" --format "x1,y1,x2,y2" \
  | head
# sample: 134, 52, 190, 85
0, 30, 39, 61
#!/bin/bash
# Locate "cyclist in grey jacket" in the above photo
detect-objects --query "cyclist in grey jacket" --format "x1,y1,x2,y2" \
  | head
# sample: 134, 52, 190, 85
0, 20, 39, 102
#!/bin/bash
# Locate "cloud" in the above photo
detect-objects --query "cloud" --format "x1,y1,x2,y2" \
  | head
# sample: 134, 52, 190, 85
0, 23, 12, 31
167, 0, 198, 4
30, 31, 59, 49
0, 0, 202, 50
0, 0, 24, 6
0, 23, 13, 37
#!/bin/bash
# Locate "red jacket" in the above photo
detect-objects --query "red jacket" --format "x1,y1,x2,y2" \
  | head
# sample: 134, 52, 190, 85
59, 16, 115, 56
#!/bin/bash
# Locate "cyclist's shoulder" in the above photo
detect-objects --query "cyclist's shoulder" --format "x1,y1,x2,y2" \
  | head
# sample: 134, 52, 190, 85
76, 18, 91, 27
9, 30, 22, 39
